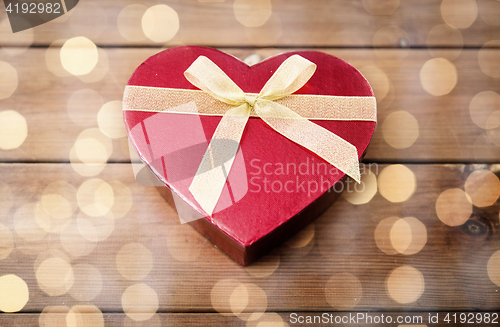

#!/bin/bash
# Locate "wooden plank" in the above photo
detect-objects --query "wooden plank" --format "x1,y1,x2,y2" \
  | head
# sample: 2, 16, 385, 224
0, 163, 499, 314
0, 313, 248, 326
2, 312, 497, 326
1, 0, 500, 48
1, 48, 500, 163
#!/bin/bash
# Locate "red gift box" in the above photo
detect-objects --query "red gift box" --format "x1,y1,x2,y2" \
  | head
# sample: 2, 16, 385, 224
123, 46, 376, 266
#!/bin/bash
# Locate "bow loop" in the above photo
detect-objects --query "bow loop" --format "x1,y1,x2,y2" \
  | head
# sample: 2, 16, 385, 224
184, 56, 246, 106
182, 54, 362, 216
259, 55, 317, 100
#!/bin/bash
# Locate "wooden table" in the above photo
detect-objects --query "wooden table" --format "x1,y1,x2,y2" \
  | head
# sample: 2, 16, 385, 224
1, 0, 499, 325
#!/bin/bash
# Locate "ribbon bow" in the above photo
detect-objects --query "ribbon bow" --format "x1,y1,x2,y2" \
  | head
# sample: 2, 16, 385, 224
184, 55, 362, 215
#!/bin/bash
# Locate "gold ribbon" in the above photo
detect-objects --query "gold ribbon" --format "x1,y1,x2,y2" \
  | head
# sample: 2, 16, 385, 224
123, 55, 377, 216
123, 86, 377, 121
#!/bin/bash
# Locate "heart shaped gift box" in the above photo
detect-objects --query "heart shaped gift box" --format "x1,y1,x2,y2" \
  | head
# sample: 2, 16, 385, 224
123, 46, 376, 266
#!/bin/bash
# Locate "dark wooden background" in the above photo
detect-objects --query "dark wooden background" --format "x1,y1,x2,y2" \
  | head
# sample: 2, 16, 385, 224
0, 0, 499, 325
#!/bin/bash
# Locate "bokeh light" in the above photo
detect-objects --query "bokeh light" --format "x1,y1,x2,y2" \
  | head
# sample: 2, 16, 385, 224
68, 264, 103, 301
375, 216, 427, 255
39, 306, 71, 327
40, 181, 77, 221
212, 281, 268, 321
246, 313, 286, 327
76, 48, 109, 83
98, 100, 128, 139
487, 250, 500, 286
284, 222, 315, 248
14, 203, 48, 242
400, 217, 427, 255
244, 252, 280, 277
441, 0, 478, 29
116, 243, 153, 280
142, 5, 179, 43
211, 279, 244, 316
478, 0, 500, 26
70, 128, 112, 177
124, 314, 161, 327
0, 110, 27, 150
108, 181, 133, 219
487, 123, 500, 147
469, 91, 500, 129
342, 170, 378, 205
375, 217, 400, 255
60, 37, 99, 76
435, 188, 472, 226
386, 265, 425, 304
358, 66, 390, 102
230, 283, 267, 321
35, 200, 71, 234
0, 274, 29, 312
230, 284, 250, 316
378, 165, 417, 203
283, 223, 315, 257
46, 40, 72, 77
234, 0, 272, 27
75, 138, 108, 164
473, 133, 499, 162
66, 305, 104, 327
60, 219, 98, 258
478, 40, 500, 78
0, 62, 18, 100
118, 4, 148, 42
77, 179, 114, 217
382, 111, 419, 149
419, 58, 457, 96
486, 111, 500, 130
36, 257, 74, 296
77, 211, 114, 242
390, 218, 412, 254
324, 273, 362, 309
464, 170, 500, 207
121, 284, 159, 322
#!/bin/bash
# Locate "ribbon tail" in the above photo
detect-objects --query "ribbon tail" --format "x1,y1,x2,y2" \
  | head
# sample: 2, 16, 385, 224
255, 100, 361, 183
188, 104, 250, 216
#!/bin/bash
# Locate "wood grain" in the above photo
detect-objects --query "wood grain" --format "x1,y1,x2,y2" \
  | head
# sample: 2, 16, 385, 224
2, 312, 492, 326
1, 163, 498, 313
1, 0, 500, 48
1, 0, 499, 323
1, 48, 500, 163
